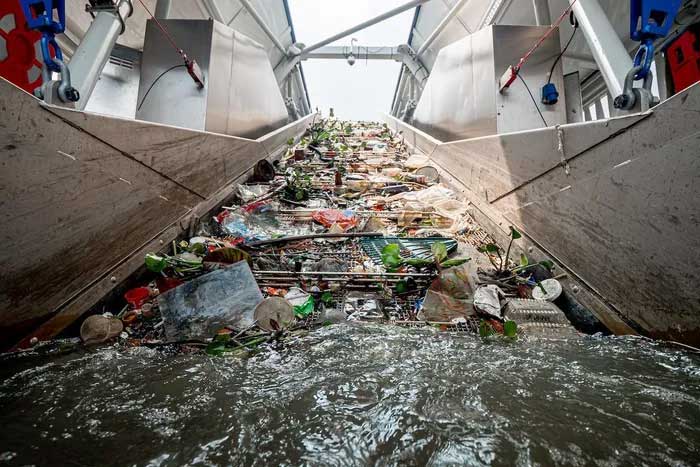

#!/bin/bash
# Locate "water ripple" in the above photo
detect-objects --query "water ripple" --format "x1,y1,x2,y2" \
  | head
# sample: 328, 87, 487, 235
1, 327, 699, 466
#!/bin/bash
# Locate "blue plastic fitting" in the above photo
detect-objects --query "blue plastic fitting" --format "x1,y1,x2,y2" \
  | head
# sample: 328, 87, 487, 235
541, 83, 559, 105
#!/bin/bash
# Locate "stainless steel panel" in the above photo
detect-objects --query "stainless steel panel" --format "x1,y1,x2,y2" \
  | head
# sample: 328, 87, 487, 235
492, 25, 567, 134
564, 71, 584, 123
408, 79, 700, 345
136, 20, 213, 131
225, 31, 289, 138
412, 25, 567, 142
205, 21, 235, 135
0, 75, 316, 348
136, 19, 288, 139
84, 45, 141, 119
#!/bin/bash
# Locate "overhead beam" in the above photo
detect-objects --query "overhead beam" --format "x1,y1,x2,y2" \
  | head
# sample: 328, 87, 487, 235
478, 0, 515, 29
570, 0, 632, 100
302, 46, 400, 60
416, 0, 469, 57
298, 0, 431, 56
239, 0, 288, 55
201, 0, 225, 23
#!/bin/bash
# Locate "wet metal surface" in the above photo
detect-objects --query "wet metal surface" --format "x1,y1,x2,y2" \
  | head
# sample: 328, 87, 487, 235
1, 327, 699, 466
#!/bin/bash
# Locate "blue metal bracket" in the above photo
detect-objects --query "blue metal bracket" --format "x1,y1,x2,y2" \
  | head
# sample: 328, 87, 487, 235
19, 0, 66, 73
629, 0, 683, 79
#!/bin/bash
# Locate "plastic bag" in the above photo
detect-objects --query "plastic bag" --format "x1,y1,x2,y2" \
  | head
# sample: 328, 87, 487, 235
419, 263, 478, 322
159, 261, 263, 340
285, 287, 314, 318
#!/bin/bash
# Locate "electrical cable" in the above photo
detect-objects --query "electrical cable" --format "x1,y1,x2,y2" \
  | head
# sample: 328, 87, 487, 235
134, 0, 204, 89
136, 64, 186, 111
517, 73, 548, 127
547, 13, 579, 84
515, 0, 578, 71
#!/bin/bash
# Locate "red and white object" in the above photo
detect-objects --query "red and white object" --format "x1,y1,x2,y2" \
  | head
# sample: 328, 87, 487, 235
0, 1, 50, 94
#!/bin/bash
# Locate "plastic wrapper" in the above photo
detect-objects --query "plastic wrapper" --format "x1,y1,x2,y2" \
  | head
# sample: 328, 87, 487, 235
312, 209, 358, 231
404, 154, 431, 170
221, 209, 314, 242
474, 285, 504, 319
237, 184, 270, 203
388, 184, 456, 205
159, 261, 263, 340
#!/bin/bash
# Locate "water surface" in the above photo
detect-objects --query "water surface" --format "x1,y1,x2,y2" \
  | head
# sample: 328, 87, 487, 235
1, 325, 699, 466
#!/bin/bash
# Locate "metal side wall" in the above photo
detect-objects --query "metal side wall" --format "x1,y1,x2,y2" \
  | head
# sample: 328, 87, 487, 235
387, 82, 700, 346
0, 78, 315, 350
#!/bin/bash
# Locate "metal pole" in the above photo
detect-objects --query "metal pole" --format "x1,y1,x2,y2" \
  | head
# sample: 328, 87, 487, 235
154, 0, 172, 19
286, 74, 293, 99
570, 0, 632, 100
239, 0, 288, 55
300, 0, 431, 56
416, 0, 468, 57
68, 0, 133, 110
392, 68, 408, 116
293, 66, 309, 115
202, 0, 225, 23
531, 0, 551, 25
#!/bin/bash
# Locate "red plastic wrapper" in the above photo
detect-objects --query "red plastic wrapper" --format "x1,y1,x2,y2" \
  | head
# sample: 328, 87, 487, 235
312, 209, 358, 231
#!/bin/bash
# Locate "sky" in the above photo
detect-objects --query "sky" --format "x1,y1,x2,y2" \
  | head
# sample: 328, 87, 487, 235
287, 0, 415, 121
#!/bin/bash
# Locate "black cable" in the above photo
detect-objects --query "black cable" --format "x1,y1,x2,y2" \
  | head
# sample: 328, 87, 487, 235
136, 64, 186, 111
547, 26, 578, 84
517, 73, 548, 127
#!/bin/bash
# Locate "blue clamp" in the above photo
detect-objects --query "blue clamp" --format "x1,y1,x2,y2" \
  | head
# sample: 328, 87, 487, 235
19, 0, 66, 73
629, 0, 683, 79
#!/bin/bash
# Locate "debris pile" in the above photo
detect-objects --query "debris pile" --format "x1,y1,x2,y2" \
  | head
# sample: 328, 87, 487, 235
80, 119, 576, 354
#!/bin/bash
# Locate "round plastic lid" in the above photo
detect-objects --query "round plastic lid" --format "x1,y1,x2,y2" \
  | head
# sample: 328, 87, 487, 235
532, 278, 563, 302
254, 297, 295, 331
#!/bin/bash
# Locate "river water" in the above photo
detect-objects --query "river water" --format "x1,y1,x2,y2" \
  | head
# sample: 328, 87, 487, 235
1, 325, 699, 466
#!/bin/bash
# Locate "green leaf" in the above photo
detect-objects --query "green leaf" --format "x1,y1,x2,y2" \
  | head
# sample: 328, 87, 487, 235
287, 137, 294, 146
405, 258, 434, 268
519, 253, 529, 268
431, 242, 448, 263
479, 320, 495, 338
381, 254, 403, 269
212, 333, 231, 343
205, 340, 228, 356
504, 320, 518, 338
510, 226, 522, 240
395, 280, 408, 294
382, 244, 400, 256
440, 258, 470, 268
145, 253, 167, 273
478, 243, 500, 254
539, 260, 554, 271
381, 244, 403, 269
188, 242, 206, 255
321, 291, 333, 305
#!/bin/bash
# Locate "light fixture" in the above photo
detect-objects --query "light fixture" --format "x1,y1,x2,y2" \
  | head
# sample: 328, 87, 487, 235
347, 38, 358, 66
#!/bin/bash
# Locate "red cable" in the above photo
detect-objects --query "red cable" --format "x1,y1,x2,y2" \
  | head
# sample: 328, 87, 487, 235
516, 0, 579, 71
135, 0, 185, 58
